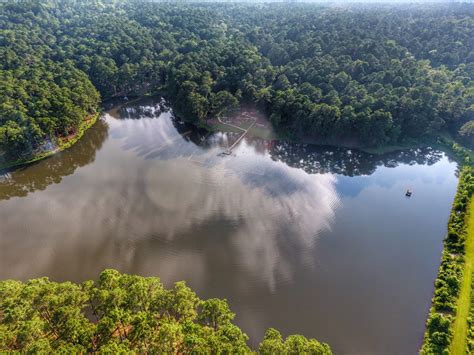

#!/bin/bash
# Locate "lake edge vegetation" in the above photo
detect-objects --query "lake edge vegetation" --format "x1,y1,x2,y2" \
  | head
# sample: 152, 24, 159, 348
421, 152, 474, 354
449, 197, 474, 354
1, 1, 473, 169
1, 0, 474, 350
467, 231, 474, 354
0, 269, 331, 354
0, 112, 99, 171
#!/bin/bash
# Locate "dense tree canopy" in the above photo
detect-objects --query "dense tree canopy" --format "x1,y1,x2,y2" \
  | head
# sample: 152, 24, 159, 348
0, 269, 331, 353
0, 61, 100, 159
0, 0, 472, 159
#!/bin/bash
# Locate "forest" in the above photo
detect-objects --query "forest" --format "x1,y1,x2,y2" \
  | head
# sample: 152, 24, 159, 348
0, 269, 331, 353
0, 0, 473, 161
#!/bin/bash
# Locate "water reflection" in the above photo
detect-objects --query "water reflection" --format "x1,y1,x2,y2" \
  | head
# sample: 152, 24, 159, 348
0, 110, 340, 292
0, 97, 459, 355
0, 119, 108, 200
269, 143, 445, 177
0, 97, 449, 202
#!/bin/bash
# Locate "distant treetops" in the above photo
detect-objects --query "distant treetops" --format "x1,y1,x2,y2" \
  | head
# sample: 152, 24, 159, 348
0, 1, 472, 159
0, 269, 331, 354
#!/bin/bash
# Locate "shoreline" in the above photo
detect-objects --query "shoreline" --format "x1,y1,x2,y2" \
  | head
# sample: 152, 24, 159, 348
421, 165, 474, 353
199, 118, 474, 160
149, 93, 474, 161
1, 96, 472, 172
197, 118, 419, 155
450, 198, 474, 354
0, 113, 99, 172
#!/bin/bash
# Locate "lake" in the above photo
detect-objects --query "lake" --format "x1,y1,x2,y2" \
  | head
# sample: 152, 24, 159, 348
0, 97, 459, 354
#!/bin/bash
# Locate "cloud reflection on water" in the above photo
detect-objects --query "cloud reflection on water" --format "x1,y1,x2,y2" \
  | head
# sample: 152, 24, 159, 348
0, 97, 460, 354
0, 107, 340, 294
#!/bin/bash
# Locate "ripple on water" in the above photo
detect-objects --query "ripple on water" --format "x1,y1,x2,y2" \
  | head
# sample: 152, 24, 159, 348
0, 97, 460, 355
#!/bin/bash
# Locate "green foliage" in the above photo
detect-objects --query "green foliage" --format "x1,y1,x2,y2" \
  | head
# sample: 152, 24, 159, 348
0, 61, 100, 159
211, 91, 239, 116
0, 270, 331, 354
458, 121, 474, 149
259, 328, 331, 355
1, 1, 473, 162
467, 273, 474, 353
422, 166, 474, 354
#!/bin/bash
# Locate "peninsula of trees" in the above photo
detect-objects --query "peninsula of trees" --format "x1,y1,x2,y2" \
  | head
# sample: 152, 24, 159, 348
1, 1, 473, 164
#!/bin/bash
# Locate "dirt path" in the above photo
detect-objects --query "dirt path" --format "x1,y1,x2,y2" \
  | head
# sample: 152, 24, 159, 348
217, 116, 246, 132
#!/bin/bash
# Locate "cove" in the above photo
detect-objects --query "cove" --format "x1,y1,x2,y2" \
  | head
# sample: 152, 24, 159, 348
0, 97, 459, 354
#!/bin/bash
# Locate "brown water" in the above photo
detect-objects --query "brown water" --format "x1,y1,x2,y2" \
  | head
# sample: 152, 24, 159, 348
0, 97, 459, 354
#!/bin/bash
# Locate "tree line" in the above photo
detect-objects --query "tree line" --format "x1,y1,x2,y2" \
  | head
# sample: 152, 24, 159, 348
0, 269, 331, 353
422, 160, 474, 353
0, 1, 472, 158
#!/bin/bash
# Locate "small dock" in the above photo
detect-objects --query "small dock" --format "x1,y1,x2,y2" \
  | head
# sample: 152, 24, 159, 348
218, 117, 256, 156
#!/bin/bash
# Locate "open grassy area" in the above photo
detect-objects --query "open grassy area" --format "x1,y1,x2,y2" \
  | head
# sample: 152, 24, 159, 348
200, 119, 277, 141
450, 198, 474, 355
248, 125, 277, 140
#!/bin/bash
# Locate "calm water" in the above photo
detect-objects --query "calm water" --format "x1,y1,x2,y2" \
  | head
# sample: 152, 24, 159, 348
0, 97, 459, 354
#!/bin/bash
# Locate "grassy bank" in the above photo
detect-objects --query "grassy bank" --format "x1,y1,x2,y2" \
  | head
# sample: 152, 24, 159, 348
0, 113, 99, 171
161, 88, 473, 158
202, 119, 474, 158
450, 198, 474, 354
467, 264, 474, 353
422, 166, 474, 354
199, 119, 424, 154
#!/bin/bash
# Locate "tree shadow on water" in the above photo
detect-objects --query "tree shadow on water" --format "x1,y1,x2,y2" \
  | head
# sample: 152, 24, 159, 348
0, 119, 109, 201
